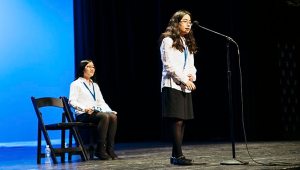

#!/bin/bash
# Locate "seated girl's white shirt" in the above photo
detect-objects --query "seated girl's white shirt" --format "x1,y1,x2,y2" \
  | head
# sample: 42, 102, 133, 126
69, 77, 116, 115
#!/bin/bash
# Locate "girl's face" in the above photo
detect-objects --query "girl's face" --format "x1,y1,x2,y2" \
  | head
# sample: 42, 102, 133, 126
83, 62, 95, 79
179, 14, 192, 36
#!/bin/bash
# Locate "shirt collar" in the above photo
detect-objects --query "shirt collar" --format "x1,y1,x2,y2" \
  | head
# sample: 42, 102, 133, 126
78, 77, 93, 84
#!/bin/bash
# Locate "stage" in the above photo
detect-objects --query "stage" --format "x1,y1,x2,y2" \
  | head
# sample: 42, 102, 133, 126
0, 141, 299, 169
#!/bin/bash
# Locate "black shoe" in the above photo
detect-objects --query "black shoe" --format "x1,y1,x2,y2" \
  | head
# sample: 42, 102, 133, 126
170, 156, 193, 165
182, 156, 193, 163
107, 149, 119, 160
170, 156, 193, 163
94, 151, 110, 160
170, 157, 175, 164
95, 143, 111, 160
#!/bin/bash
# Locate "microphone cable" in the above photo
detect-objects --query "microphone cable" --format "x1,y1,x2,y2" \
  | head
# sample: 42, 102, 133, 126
234, 40, 300, 167
192, 21, 299, 167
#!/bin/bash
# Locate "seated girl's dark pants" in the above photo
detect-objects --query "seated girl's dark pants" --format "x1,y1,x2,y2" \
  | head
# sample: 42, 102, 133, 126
76, 112, 118, 159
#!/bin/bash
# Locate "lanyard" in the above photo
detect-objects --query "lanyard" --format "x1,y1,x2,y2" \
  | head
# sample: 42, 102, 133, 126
83, 82, 96, 101
183, 46, 188, 69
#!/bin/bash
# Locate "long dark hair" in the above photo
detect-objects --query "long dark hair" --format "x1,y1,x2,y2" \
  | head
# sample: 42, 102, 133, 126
75, 59, 97, 82
159, 10, 198, 54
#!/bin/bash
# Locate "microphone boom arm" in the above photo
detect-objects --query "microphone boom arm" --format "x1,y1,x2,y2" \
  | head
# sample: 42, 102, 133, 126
193, 21, 237, 44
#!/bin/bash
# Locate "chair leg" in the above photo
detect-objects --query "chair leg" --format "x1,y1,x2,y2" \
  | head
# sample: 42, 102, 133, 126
70, 127, 88, 161
37, 125, 42, 164
61, 129, 66, 163
68, 131, 72, 161
41, 127, 58, 164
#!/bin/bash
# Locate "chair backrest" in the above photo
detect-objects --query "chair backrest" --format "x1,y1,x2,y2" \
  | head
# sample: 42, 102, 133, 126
32, 97, 67, 129
61, 96, 77, 122
33, 97, 64, 108
34, 96, 70, 124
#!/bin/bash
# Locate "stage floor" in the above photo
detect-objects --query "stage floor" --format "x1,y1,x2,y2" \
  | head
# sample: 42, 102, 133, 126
0, 141, 299, 170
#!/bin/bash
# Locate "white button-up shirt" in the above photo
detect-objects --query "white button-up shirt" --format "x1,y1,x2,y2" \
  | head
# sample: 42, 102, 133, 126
69, 77, 113, 115
160, 37, 197, 92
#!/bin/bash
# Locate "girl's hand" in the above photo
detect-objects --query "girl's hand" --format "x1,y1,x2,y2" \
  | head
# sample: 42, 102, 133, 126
185, 80, 196, 91
188, 74, 193, 81
85, 108, 94, 114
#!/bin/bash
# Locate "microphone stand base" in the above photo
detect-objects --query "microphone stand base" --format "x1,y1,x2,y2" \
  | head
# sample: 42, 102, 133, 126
220, 159, 249, 165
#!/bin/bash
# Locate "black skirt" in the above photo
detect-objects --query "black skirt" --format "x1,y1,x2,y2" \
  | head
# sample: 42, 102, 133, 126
161, 87, 194, 120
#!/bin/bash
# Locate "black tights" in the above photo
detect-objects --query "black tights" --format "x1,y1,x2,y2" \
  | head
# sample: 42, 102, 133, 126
168, 118, 186, 158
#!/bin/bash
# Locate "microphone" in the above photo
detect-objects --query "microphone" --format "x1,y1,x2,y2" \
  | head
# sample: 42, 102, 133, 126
193, 20, 236, 44
193, 20, 200, 27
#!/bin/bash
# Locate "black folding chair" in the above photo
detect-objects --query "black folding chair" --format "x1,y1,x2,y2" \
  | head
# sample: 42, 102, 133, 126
31, 96, 88, 164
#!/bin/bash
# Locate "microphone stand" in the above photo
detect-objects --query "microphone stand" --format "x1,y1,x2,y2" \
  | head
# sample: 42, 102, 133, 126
193, 22, 248, 165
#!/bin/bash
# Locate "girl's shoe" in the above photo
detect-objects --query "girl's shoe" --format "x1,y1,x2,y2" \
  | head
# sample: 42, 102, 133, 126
170, 155, 193, 165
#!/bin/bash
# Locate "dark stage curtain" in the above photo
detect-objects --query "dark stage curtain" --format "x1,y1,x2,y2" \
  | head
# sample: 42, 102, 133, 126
73, 0, 300, 142
73, 0, 163, 142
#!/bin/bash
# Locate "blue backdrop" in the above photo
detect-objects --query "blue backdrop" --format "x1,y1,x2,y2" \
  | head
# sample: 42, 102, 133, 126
0, 0, 74, 146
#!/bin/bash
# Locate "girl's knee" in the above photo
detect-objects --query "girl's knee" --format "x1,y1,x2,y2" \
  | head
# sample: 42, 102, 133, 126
109, 113, 117, 121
